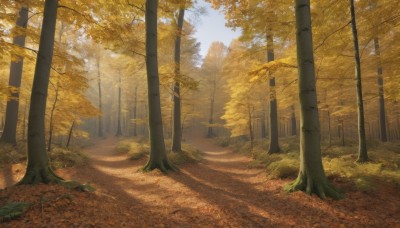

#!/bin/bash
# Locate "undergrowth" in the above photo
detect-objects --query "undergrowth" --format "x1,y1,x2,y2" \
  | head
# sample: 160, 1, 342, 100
0, 143, 88, 170
217, 136, 400, 192
116, 138, 202, 165
49, 147, 89, 169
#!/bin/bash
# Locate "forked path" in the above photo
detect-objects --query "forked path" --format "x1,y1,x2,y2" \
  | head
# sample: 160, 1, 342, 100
59, 137, 399, 227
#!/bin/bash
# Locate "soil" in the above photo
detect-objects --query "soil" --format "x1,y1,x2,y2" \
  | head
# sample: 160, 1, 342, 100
1, 137, 399, 227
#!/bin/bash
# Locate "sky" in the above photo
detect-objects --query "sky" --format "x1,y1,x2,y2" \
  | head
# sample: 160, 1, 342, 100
187, 0, 242, 59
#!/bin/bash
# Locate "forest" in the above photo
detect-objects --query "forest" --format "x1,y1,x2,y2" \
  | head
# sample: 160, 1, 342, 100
0, 0, 399, 226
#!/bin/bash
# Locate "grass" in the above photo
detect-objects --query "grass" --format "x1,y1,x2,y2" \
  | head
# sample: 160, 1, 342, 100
221, 136, 400, 192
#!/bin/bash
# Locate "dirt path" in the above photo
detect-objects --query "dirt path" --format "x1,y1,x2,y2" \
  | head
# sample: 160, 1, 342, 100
2, 137, 400, 227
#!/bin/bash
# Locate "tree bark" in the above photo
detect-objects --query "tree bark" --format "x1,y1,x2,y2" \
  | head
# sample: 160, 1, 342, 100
172, 1, 185, 152
373, 37, 387, 142
66, 120, 74, 148
116, 74, 122, 136
143, 0, 176, 172
286, 0, 341, 199
0, 6, 29, 145
350, 0, 368, 162
291, 105, 297, 136
18, 0, 64, 185
266, 33, 280, 153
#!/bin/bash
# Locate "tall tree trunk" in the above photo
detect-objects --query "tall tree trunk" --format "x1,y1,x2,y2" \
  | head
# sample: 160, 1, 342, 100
373, 37, 387, 142
261, 103, 267, 138
18, 0, 64, 185
66, 120, 74, 148
22, 100, 27, 141
0, 6, 29, 145
172, 1, 185, 152
248, 104, 254, 151
133, 85, 138, 137
286, 0, 341, 199
350, 0, 368, 162
291, 105, 297, 136
97, 56, 103, 137
143, 0, 176, 172
207, 79, 216, 138
266, 33, 280, 154
47, 83, 59, 152
116, 74, 122, 136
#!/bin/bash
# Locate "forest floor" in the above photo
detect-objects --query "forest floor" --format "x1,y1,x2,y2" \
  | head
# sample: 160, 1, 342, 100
1, 137, 400, 227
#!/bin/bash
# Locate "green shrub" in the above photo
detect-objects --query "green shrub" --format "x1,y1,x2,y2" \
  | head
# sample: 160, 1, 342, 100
49, 147, 88, 169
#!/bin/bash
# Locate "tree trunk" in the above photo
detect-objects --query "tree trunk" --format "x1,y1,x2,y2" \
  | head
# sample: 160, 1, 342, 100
207, 79, 216, 138
373, 37, 387, 142
350, 0, 368, 162
0, 6, 29, 145
133, 85, 138, 137
143, 0, 176, 172
97, 56, 103, 137
22, 100, 27, 141
47, 83, 59, 152
66, 120, 74, 148
116, 74, 122, 136
261, 102, 267, 138
18, 0, 64, 185
328, 110, 331, 147
248, 105, 254, 151
291, 105, 297, 136
172, 2, 185, 152
266, 33, 280, 154
285, 0, 341, 199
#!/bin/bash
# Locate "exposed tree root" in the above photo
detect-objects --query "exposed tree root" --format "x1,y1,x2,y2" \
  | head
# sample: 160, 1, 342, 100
16, 167, 64, 185
285, 172, 343, 200
142, 158, 178, 173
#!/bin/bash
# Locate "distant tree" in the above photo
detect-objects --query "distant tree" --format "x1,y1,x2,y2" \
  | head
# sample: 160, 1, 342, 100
143, 0, 176, 172
0, 6, 28, 145
285, 0, 342, 199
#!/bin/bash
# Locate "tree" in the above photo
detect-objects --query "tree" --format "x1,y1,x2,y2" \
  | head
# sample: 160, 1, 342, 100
349, 0, 368, 162
171, 0, 186, 152
143, 0, 176, 172
285, 0, 342, 199
18, 0, 64, 184
116, 71, 122, 136
0, 6, 28, 145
